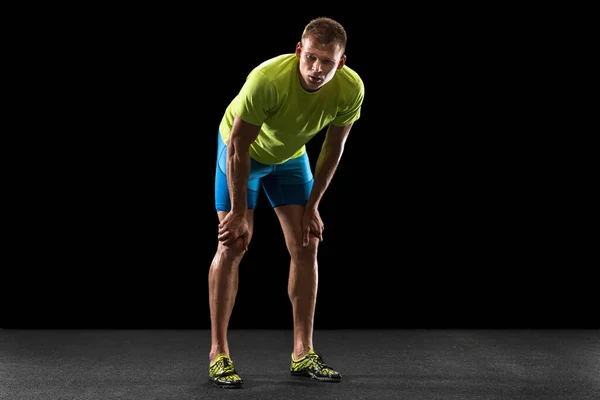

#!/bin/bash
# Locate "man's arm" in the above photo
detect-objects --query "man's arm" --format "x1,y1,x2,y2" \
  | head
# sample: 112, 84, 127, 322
306, 123, 353, 212
218, 116, 261, 248
226, 116, 261, 215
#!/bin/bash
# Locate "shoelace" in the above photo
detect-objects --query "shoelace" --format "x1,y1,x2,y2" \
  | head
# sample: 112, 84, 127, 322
213, 358, 237, 376
304, 352, 334, 373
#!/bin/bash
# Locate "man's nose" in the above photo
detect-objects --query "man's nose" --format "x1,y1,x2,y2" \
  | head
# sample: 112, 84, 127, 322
312, 60, 323, 72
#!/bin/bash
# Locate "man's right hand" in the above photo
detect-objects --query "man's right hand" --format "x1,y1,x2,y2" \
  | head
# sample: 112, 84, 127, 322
218, 212, 250, 250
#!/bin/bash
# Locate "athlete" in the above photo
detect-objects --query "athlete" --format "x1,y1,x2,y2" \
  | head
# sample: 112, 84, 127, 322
208, 16, 365, 388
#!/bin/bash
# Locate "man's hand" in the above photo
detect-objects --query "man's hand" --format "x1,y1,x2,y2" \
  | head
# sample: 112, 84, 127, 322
218, 212, 250, 250
302, 208, 324, 247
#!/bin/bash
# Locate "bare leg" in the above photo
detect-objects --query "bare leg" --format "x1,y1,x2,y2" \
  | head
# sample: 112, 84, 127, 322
208, 210, 254, 363
274, 205, 319, 359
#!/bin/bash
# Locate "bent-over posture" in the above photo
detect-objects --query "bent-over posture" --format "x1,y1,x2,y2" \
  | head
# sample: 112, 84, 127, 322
208, 16, 365, 388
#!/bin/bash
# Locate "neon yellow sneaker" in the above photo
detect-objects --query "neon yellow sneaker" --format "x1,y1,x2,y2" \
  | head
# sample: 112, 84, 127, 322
290, 349, 342, 382
208, 354, 243, 388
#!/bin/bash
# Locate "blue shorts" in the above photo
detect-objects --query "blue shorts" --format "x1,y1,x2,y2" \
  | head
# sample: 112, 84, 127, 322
215, 132, 314, 211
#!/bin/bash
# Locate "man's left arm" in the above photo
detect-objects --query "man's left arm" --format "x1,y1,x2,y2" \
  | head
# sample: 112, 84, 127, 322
302, 123, 353, 246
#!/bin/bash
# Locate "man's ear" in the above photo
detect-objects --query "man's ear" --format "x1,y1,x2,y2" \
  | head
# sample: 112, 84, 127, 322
337, 54, 347, 70
295, 42, 302, 58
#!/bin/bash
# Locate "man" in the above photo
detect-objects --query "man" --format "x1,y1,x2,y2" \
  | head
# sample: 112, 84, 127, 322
208, 16, 364, 388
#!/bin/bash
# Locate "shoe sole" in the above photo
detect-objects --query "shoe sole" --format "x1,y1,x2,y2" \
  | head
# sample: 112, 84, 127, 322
209, 379, 243, 389
291, 371, 341, 382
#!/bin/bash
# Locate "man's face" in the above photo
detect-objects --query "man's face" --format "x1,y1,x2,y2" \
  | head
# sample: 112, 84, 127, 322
295, 35, 346, 92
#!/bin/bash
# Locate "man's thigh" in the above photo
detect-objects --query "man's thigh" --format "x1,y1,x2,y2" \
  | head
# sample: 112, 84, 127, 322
214, 132, 271, 211
261, 153, 314, 208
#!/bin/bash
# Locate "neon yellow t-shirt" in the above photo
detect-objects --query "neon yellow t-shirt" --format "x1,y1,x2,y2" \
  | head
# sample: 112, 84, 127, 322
218, 54, 364, 165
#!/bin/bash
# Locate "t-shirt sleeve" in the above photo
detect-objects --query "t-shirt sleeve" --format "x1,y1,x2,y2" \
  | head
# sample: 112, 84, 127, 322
332, 76, 365, 127
231, 69, 276, 126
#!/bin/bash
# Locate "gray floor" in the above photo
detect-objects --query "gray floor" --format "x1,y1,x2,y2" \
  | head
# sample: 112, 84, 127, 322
1, 329, 598, 400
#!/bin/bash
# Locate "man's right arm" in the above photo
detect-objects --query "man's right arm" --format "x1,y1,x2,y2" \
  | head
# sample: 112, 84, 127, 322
226, 115, 261, 216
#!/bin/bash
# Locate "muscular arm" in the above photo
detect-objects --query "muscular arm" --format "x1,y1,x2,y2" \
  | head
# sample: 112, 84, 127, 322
226, 116, 261, 215
306, 123, 353, 212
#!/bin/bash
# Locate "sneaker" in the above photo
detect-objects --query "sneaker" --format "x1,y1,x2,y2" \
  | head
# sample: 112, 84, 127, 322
208, 354, 243, 388
290, 349, 342, 382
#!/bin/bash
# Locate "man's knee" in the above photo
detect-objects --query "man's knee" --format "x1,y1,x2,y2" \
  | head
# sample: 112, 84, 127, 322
219, 237, 250, 258
290, 235, 319, 261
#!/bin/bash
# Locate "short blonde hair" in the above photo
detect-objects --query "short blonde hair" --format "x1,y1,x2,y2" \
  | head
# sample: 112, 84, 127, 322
301, 17, 347, 54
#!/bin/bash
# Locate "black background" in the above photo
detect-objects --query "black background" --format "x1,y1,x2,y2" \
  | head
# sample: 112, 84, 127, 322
5, 8, 593, 329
